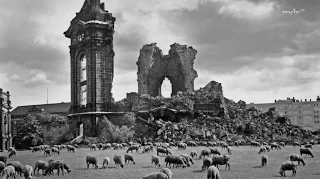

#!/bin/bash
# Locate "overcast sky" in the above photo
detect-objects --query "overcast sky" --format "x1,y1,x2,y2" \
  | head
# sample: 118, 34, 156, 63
1, 0, 320, 108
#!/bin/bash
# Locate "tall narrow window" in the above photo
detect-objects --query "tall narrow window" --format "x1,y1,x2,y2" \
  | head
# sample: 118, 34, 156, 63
80, 55, 87, 106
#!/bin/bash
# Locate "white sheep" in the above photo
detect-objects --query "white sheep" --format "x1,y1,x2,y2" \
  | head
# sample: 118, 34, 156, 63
151, 155, 161, 167
207, 165, 220, 179
1, 165, 16, 179
143, 172, 168, 179
190, 150, 197, 159
102, 157, 110, 169
124, 154, 136, 164
160, 168, 172, 179
34, 160, 49, 175
202, 157, 213, 170
23, 165, 33, 179
113, 155, 124, 168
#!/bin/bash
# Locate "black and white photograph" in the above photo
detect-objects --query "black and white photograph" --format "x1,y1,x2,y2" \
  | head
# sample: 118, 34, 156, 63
0, 0, 320, 179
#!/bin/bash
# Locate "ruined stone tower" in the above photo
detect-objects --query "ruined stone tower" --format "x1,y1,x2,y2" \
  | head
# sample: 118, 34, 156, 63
64, 0, 115, 137
137, 43, 198, 97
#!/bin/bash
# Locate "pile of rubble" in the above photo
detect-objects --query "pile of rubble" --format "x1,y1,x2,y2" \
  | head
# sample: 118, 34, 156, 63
133, 97, 314, 143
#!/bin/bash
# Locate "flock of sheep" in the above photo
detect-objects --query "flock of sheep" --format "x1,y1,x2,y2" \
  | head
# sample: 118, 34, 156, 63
0, 140, 317, 179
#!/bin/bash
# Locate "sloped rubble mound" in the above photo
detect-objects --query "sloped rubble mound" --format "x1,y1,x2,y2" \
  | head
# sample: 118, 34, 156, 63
133, 96, 314, 143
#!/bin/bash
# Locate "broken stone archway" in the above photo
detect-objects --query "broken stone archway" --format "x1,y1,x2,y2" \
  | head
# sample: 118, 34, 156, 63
137, 43, 198, 97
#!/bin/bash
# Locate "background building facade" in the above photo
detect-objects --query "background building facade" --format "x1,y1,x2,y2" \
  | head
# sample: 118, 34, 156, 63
0, 88, 12, 151
11, 102, 70, 144
247, 96, 320, 131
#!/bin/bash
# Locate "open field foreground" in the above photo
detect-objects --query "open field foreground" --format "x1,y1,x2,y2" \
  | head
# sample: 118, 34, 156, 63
3, 145, 320, 179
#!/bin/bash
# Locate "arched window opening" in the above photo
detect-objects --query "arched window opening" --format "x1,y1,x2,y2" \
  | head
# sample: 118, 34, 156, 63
160, 78, 172, 98
80, 54, 87, 106
80, 55, 87, 82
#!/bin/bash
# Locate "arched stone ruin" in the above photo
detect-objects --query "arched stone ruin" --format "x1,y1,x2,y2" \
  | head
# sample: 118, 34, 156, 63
137, 43, 198, 97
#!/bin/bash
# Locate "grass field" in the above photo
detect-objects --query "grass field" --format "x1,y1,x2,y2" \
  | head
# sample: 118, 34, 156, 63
4, 145, 320, 179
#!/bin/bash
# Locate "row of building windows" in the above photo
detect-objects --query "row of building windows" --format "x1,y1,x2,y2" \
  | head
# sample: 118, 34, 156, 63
315, 120, 320, 124
315, 115, 320, 118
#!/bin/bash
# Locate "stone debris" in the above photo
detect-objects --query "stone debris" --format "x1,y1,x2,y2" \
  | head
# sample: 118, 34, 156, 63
108, 79, 315, 143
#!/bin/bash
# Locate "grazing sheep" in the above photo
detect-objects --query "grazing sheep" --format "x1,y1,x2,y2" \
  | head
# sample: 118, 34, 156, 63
220, 142, 228, 149
304, 144, 313, 149
209, 148, 221, 156
66, 145, 76, 152
226, 147, 232, 155
102, 157, 110, 169
34, 160, 49, 175
164, 155, 186, 168
188, 141, 198, 147
143, 172, 169, 179
122, 143, 129, 147
234, 141, 239, 147
124, 154, 136, 164
258, 147, 267, 154
179, 156, 191, 167
156, 147, 171, 156
212, 155, 231, 170
51, 147, 60, 155
90, 144, 97, 151
190, 150, 197, 159
199, 142, 208, 146
289, 154, 305, 165
73, 144, 80, 149
8, 150, 16, 158
31, 146, 41, 153
113, 155, 124, 168
200, 149, 212, 159
7, 147, 16, 153
126, 145, 139, 153
44, 160, 64, 176
1, 165, 15, 179
300, 148, 314, 158
293, 142, 301, 147
114, 144, 122, 150
280, 142, 285, 147
178, 143, 187, 150
182, 154, 194, 164
151, 155, 161, 167
270, 142, 281, 150
143, 145, 153, 153
86, 156, 98, 169
251, 141, 260, 147
97, 143, 103, 150
103, 143, 111, 150
160, 168, 172, 179
262, 142, 268, 146
0, 156, 7, 164
7, 161, 24, 177
43, 149, 51, 156
279, 162, 297, 177
0, 161, 5, 173
23, 165, 33, 179
62, 161, 71, 173
265, 146, 270, 152
207, 165, 220, 179
261, 155, 268, 166
202, 157, 213, 170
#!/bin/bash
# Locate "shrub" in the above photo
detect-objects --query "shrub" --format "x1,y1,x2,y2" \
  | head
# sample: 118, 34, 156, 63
98, 116, 134, 143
